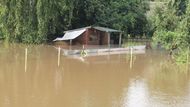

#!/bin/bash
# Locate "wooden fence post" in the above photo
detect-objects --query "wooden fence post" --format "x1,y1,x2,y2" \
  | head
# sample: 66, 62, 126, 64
25, 48, 28, 72
58, 47, 61, 67
130, 47, 133, 69
187, 47, 189, 72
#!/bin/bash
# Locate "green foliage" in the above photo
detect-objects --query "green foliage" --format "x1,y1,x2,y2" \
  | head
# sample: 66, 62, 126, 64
0, 0, 71, 43
153, 31, 179, 49
0, 0, 150, 43
0, 4, 6, 39
151, 0, 190, 63
174, 48, 189, 64
0, 0, 148, 43
97, 0, 150, 37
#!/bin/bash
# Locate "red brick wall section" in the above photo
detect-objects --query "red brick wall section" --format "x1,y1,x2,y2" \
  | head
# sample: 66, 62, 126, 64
72, 28, 109, 45
73, 29, 89, 45
87, 28, 100, 45
85, 29, 89, 45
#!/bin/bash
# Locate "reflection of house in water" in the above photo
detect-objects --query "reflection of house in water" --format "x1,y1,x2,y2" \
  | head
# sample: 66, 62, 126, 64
54, 26, 123, 46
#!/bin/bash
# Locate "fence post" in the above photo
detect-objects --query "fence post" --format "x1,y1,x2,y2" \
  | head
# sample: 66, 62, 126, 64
187, 47, 189, 72
58, 47, 61, 67
130, 47, 133, 69
25, 48, 28, 72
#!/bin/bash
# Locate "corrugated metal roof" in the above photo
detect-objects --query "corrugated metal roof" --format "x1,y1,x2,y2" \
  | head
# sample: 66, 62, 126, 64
53, 28, 86, 41
64, 26, 91, 33
93, 26, 121, 32
64, 26, 121, 33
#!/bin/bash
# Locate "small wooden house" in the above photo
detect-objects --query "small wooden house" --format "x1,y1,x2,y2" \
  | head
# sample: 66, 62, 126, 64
54, 26, 123, 46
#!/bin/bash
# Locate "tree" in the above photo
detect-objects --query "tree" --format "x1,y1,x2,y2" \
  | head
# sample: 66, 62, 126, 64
97, 0, 150, 37
152, 0, 190, 63
0, 0, 150, 43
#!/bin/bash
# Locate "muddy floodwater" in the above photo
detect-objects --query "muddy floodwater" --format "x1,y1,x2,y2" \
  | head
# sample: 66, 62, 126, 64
0, 43, 190, 107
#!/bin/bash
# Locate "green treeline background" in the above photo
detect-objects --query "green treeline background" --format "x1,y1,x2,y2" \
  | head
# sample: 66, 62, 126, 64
150, 0, 190, 63
1, 0, 189, 63
0, 0, 150, 43
0, 0, 189, 58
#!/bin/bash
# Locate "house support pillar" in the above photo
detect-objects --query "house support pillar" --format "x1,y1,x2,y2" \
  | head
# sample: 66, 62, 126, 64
70, 39, 72, 45
119, 33, 122, 47
108, 32, 110, 48
69, 39, 72, 50
85, 29, 88, 46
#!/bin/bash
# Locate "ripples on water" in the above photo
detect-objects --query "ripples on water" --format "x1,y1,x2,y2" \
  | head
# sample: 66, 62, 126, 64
0, 43, 190, 107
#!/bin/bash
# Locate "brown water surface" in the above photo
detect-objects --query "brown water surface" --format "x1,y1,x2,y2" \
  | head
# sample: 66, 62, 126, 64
0, 43, 190, 107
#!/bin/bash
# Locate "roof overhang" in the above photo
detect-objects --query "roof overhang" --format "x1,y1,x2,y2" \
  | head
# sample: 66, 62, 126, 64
64, 26, 122, 33
93, 26, 121, 33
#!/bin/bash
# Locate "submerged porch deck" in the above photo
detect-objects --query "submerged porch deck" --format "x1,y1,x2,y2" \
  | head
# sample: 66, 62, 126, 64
54, 45, 146, 57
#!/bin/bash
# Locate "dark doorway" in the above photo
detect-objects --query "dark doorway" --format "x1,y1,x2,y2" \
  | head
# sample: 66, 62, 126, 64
99, 32, 104, 45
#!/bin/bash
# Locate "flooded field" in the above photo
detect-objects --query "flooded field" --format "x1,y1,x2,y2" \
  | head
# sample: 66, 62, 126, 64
0, 43, 190, 107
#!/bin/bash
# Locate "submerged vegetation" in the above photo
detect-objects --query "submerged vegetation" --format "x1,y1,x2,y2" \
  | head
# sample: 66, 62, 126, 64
149, 0, 190, 64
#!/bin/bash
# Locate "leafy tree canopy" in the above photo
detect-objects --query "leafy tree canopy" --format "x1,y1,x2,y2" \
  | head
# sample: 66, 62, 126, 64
0, 0, 150, 43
